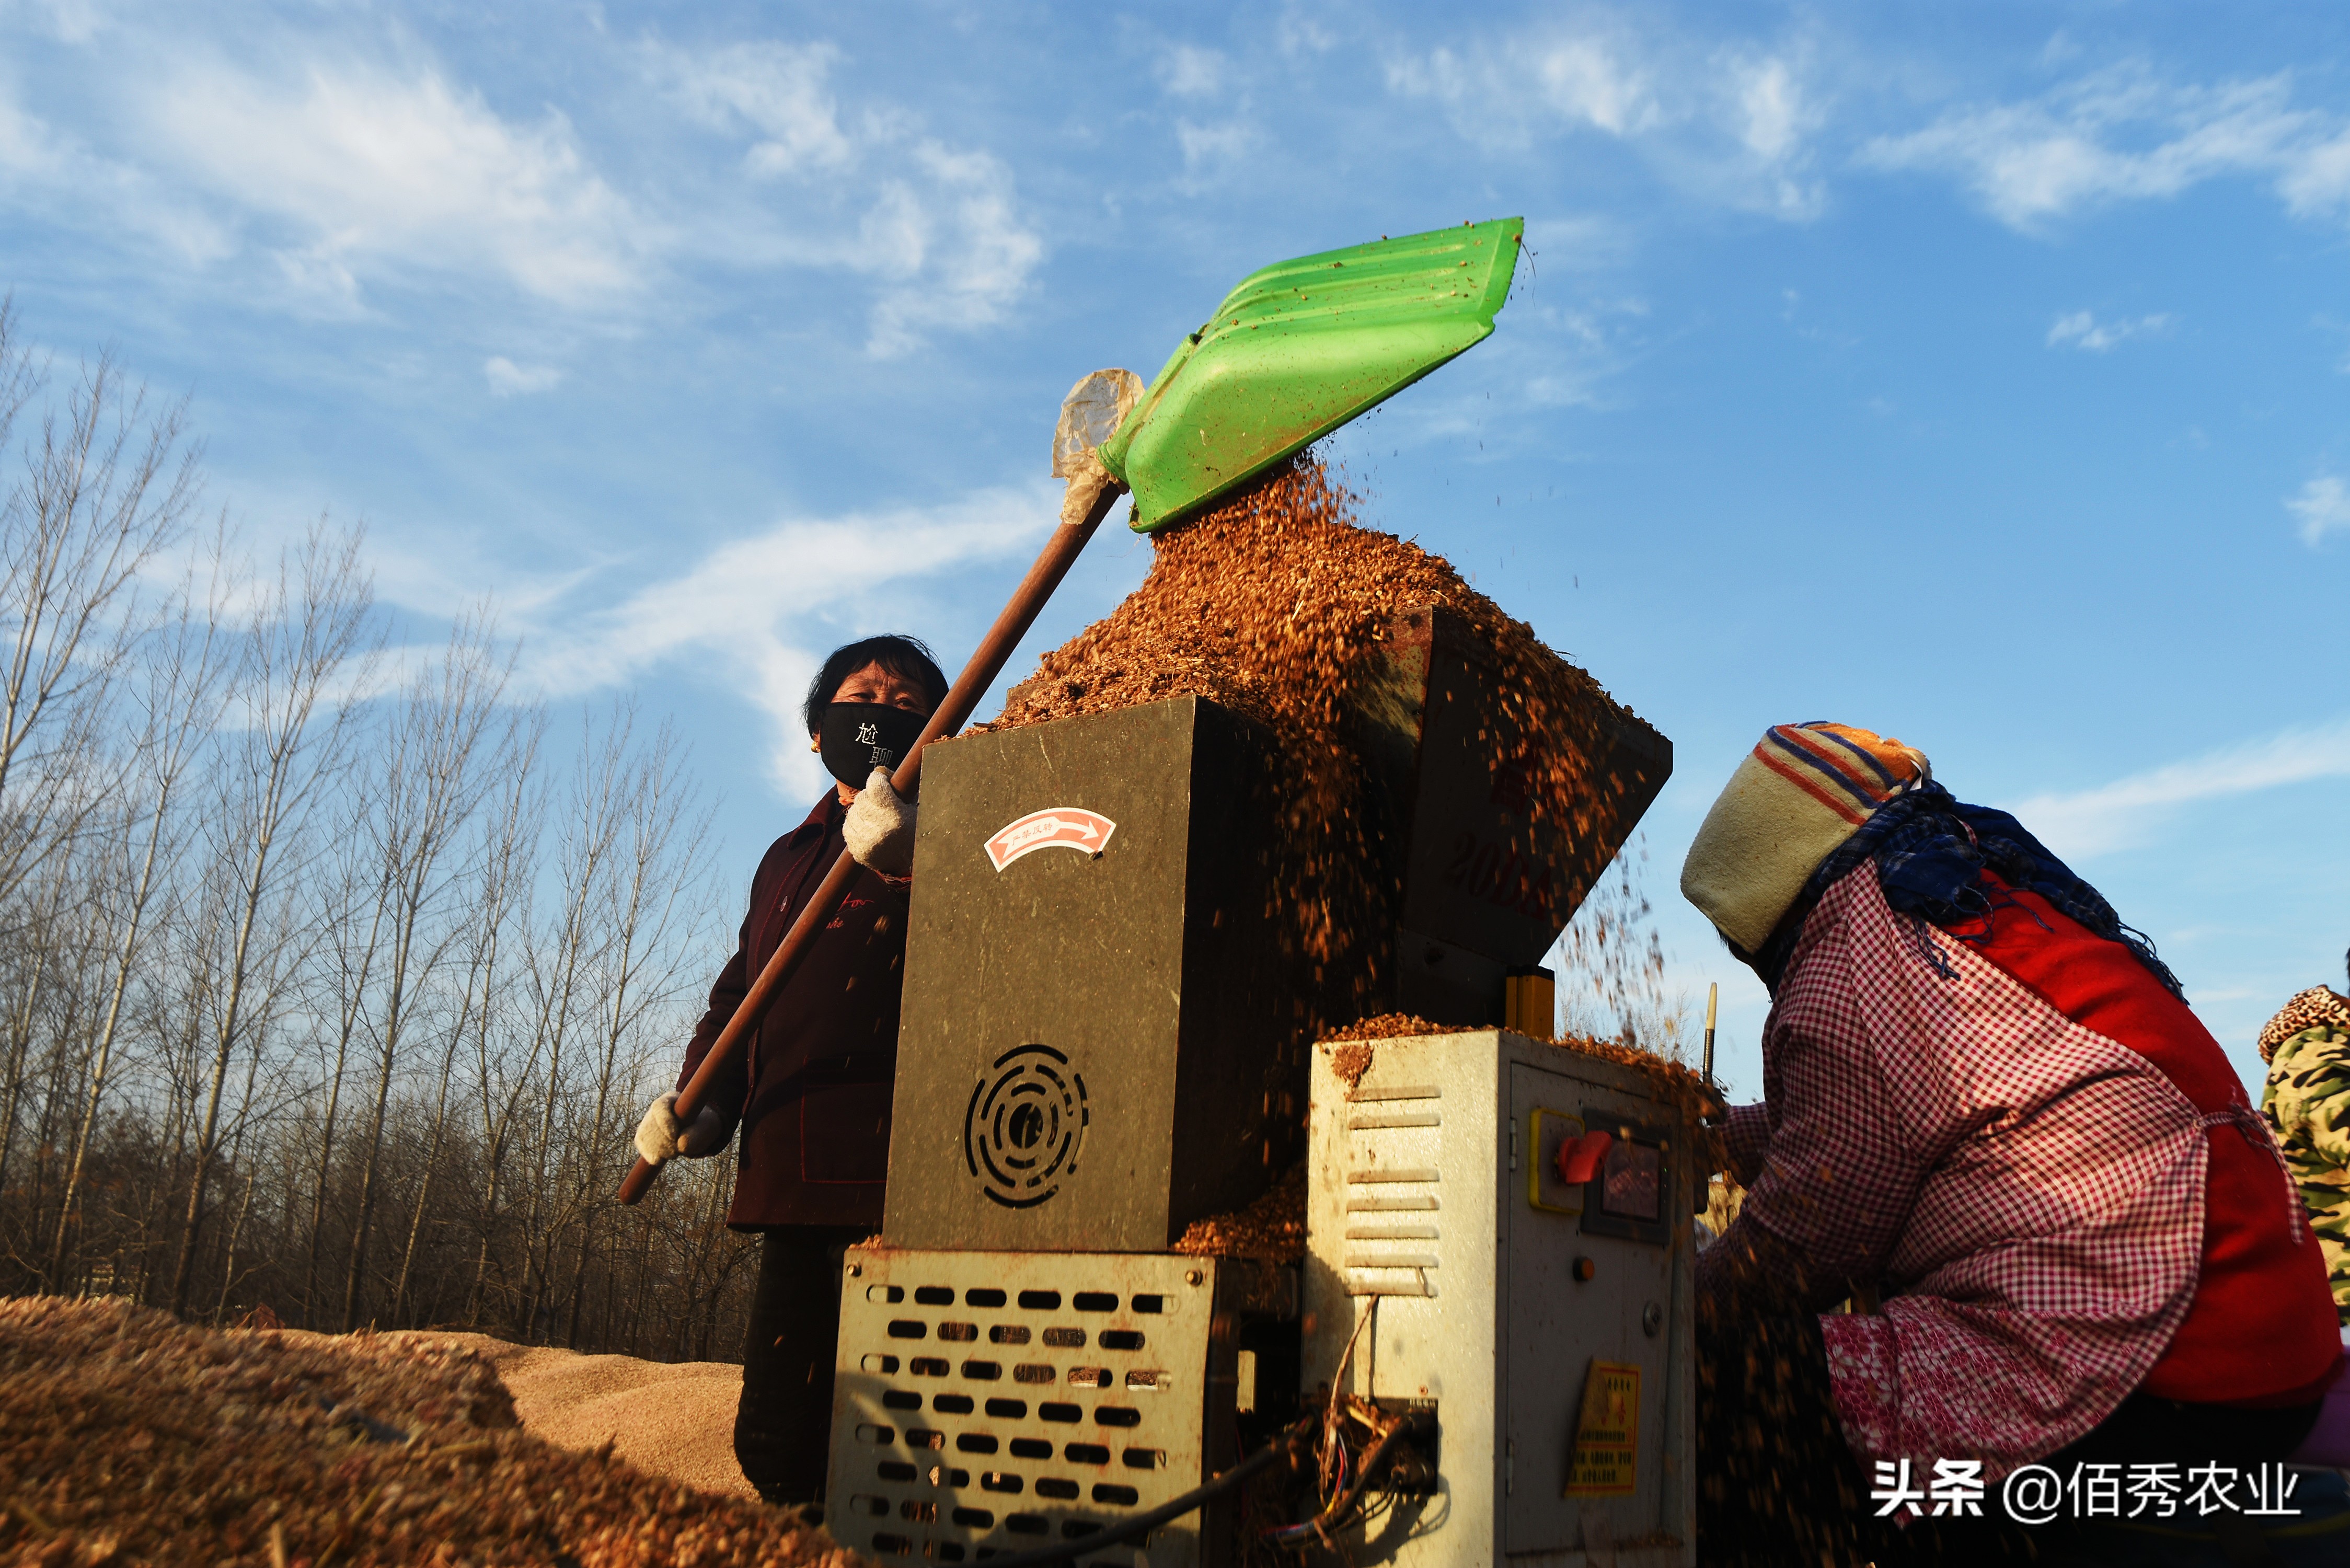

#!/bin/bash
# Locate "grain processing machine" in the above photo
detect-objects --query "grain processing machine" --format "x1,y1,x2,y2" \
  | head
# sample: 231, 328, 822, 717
820, 589, 1698, 1566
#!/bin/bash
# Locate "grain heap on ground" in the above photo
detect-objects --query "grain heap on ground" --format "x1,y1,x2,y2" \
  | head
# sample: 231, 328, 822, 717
0, 1297, 857, 1568
395, 1332, 755, 1501
983, 455, 1630, 1025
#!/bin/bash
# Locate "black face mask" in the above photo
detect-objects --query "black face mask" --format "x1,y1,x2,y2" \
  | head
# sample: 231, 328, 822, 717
817, 702, 929, 788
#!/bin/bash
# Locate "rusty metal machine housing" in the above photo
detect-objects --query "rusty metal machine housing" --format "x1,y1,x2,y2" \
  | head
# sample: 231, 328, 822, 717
825, 1248, 1295, 1566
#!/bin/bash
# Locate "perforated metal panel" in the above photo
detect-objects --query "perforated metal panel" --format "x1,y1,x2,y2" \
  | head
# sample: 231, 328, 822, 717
827, 1248, 1251, 1566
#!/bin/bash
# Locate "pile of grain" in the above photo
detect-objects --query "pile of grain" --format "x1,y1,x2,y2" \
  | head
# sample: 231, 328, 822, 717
984, 456, 1625, 1025
1172, 1163, 1306, 1261
0, 1297, 855, 1568
396, 1332, 754, 1501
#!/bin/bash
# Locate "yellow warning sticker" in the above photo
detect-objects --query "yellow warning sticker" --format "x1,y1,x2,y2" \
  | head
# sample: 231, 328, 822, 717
1562, 1358, 1641, 1497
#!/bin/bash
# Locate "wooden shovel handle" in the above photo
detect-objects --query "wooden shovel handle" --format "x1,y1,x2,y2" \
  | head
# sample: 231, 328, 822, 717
619, 478, 1125, 1206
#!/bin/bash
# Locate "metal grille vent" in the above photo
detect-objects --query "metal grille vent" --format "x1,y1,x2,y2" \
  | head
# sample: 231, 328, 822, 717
1342, 1083, 1442, 1297
830, 1248, 1225, 1567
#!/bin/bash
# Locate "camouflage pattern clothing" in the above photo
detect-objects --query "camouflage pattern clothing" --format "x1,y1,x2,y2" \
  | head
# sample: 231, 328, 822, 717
2261, 986, 2350, 1325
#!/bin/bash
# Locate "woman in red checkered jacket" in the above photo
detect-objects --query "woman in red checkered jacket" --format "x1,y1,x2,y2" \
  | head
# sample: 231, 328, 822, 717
1681, 723, 2346, 1566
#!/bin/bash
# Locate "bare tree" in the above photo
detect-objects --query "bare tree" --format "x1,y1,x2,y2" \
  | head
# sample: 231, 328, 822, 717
0, 303, 763, 1362
0, 312, 196, 928
510, 714, 631, 1340
560, 710, 715, 1345
169, 525, 374, 1315
390, 706, 542, 1323
299, 795, 393, 1325
47, 534, 234, 1286
0, 859, 60, 1198
0, 313, 197, 1245
336, 612, 513, 1330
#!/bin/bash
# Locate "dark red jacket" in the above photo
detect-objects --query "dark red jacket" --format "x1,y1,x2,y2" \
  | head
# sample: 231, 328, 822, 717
677, 792, 908, 1230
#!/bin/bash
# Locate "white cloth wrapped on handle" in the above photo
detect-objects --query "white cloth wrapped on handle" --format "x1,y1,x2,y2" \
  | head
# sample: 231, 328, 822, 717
634, 1090, 726, 1165
843, 767, 917, 878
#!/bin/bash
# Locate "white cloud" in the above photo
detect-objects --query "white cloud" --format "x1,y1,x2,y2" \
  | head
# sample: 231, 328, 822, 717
1275, 6, 1335, 57
1859, 66, 2324, 230
2011, 717, 2350, 859
646, 39, 852, 177
0, 81, 234, 263
1733, 54, 1805, 162
2276, 127, 2350, 217
1158, 44, 1226, 99
519, 482, 1056, 793
647, 39, 1042, 356
2286, 475, 2350, 546
1385, 24, 1821, 219
483, 356, 562, 396
859, 142, 1042, 358
1390, 36, 1657, 139
140, 56, 641, 308
2, 22, 1040, 351
2046, 309, 2173, 351
1176, 119, 1253, 172
15, 0, 100, 45
1530, 39, 1657, 136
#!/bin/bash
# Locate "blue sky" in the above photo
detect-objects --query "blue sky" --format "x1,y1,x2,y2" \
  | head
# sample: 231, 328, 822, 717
3, 1, 2346, 1099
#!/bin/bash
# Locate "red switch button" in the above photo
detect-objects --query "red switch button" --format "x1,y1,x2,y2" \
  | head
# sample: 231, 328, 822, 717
1557, 1130, 1614, 1186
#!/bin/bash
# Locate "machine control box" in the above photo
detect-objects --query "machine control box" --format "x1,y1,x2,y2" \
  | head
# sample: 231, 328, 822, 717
1303, 1028, 1697, 1567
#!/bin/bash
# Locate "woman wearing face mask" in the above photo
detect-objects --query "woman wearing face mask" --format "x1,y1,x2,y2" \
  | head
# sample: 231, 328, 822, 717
632, 633, 945, 1515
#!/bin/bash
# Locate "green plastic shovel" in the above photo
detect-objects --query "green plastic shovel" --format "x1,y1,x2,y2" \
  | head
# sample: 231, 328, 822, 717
619, 216, 1523, 1208
1101, 216, 1524, 532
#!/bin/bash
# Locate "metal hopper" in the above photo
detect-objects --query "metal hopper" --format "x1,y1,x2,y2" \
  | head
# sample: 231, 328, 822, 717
1350, 603, 1673, 1026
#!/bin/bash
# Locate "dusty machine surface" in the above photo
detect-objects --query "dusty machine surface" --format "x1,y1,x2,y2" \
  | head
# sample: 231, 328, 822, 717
885, 697, 1295, 1254
1304, 1028, 1698, 1567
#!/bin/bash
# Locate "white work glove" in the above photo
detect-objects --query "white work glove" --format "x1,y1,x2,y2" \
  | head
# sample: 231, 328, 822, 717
635, 1091, 725, 1165
843, 767, 917, 878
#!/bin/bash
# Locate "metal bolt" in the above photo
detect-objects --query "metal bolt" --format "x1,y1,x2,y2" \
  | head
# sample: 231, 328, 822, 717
1642, 1301, 1664, 1338
1185, 1269, 1204, 1286
846, 1262, 862, 1278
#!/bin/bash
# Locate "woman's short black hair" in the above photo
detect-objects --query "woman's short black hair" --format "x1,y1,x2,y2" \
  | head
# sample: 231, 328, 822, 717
804, 635, 950, 735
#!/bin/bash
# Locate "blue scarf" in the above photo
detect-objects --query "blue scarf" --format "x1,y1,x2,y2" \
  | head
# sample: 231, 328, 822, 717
1750, 781, 2184, 1000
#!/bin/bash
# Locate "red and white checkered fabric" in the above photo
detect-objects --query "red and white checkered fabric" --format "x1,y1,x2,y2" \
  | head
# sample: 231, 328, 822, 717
1707, 868, 2209, 1483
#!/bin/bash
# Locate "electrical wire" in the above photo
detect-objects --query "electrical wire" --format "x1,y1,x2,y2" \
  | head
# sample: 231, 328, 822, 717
1262, 1409, 1434, 1550
917, 1310, 1437, 1568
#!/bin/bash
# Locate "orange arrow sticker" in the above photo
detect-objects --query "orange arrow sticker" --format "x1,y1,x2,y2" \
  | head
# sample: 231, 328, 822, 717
985, 807, 1119, 871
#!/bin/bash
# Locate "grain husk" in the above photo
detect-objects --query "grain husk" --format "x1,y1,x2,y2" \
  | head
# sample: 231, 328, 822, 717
0, 1296, 857, 1567
1171, 1164, 1306, 1262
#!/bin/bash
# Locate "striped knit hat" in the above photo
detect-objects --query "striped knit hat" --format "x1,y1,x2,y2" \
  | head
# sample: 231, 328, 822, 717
1681, 722, 1933, 954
